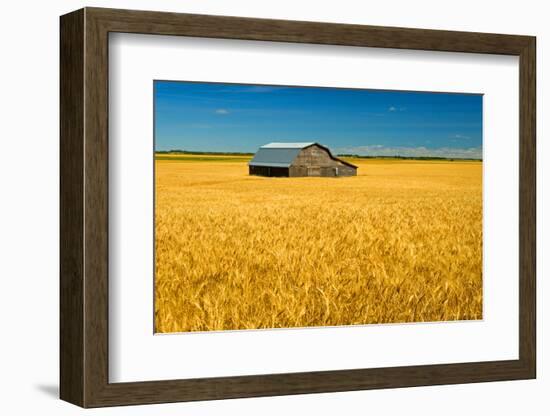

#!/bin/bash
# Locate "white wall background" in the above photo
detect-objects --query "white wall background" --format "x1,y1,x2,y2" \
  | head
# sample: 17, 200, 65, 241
0, 0, 545, 414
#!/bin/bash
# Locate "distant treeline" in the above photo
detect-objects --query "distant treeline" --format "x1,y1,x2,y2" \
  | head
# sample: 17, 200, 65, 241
337, 154, 482, 162
156, 149, 254, 156
156, 149, 481, 161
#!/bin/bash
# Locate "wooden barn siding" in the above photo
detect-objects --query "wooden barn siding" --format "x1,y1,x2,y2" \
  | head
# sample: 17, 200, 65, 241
289, 145, 357, 177
333, 164, 356, 177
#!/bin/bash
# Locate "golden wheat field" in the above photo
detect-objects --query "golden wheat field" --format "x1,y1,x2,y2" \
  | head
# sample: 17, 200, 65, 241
154, 154, 482, 333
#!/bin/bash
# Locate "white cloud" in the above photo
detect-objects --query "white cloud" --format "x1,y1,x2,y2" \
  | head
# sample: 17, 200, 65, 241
453, 134, 471, 139
215, 109, 230, 115
334, 145, 482, 159
388, 106, 406, 112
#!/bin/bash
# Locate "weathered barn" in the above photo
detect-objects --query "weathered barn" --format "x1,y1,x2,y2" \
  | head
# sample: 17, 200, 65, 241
249, 142, 357, 177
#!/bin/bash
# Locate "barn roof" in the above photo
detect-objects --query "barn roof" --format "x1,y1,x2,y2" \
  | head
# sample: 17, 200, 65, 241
249, 142, 358, 169
261, 142, 315, 149
248, 143, 308, 167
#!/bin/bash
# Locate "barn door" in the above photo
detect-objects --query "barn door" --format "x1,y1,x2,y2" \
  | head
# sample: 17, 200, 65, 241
308, 167, 321, 176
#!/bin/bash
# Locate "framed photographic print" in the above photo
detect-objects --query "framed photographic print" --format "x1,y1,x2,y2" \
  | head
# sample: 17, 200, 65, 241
60, 7, 536, 408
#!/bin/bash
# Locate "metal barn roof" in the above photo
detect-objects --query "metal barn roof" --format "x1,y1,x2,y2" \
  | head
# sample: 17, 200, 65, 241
248, 142, 358, 169
249, 143, 315, 167
261, 142, 315, 149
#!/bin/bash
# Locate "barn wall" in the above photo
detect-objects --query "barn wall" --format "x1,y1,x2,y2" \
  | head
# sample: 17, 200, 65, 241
292, 145, 336, 167
288, 166, 308, 177
334, 164, 357, 177
289, 145, 357, 177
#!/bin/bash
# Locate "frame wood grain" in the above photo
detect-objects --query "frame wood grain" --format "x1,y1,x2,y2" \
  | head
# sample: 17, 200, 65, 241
60, 7, 536, 408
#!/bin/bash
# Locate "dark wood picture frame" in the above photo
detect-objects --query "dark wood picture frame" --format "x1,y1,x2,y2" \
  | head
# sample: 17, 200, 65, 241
60, 7, 536, 408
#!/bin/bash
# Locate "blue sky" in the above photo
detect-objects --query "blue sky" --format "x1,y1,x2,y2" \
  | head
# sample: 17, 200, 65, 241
154, 81, 482, 159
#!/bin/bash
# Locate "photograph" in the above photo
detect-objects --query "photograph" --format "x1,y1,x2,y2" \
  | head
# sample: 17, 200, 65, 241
153, 80, 483, 333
